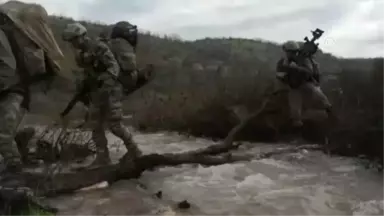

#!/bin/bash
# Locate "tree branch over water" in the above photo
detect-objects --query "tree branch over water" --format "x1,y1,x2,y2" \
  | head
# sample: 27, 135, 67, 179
0, 99, 323, 198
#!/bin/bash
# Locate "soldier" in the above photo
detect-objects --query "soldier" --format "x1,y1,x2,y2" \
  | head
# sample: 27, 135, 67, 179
61, 22, 142, 167
276, 40, 336, 131
0, 1, 64, 171
109, 21, 139, 93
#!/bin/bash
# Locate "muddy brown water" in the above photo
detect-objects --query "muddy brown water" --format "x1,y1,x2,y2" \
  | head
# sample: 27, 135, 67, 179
13, 116, 384, 215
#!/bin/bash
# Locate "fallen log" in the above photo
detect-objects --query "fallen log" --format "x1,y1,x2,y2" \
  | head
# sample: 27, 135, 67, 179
0, 93, 323, 213
0, 142, 324, 197
0, 143, 246, 197
0, 142, 323, 214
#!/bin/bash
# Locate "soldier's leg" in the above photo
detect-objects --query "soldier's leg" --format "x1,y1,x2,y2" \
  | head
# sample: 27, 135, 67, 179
304, 83, 337, 122
0, 92, 26, 171
106, 84, 142, 158
288, 87, 304, 128
89, 92, 111, 166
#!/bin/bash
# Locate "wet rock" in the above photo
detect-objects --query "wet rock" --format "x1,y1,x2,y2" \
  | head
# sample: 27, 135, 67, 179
0, 186, 57, 215
327, 127, 383, 164
155, 191, 162, 199
177, 200, 191, 209
47, 180, 172, 215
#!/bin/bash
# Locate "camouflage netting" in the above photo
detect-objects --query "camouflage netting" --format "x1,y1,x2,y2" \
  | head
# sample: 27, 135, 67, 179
17, 125, 96, 163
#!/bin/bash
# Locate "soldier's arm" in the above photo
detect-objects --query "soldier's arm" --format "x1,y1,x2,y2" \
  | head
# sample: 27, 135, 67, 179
280, 58, 312, 75
60, 78, 91, 117
275, 58, 288, 79
290, 64, 312, 75
276, 58, 287, 72
312, 59, 320, 72
277, 57, 312, 78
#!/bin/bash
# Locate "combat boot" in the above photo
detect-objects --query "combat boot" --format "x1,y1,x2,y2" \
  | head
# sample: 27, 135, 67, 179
123, 135, 142, 158
126, 144, 142, 158
119, 145, 142, 167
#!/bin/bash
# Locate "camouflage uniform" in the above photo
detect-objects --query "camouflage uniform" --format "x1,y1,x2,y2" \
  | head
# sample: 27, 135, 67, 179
276, 41, 333, 128
109, 21, 139, 94
62, 23, 141, 166
0, 1, 64, 171
109, 37, 138, 91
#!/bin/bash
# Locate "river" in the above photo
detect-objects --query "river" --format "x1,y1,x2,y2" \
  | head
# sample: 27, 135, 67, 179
39, 128, 383, 215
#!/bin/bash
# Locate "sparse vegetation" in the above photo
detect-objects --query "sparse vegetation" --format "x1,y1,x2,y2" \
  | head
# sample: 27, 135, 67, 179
33, 16, 382, 163
1, 14, 382, 215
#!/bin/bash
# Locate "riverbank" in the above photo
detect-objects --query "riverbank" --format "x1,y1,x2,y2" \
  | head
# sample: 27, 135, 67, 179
8, 118, 382, 215
19, 112, 383, 170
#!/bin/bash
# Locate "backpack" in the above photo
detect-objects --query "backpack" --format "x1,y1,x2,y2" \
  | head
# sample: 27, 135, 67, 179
101, 37, 154, 95
0, 14, 57, 110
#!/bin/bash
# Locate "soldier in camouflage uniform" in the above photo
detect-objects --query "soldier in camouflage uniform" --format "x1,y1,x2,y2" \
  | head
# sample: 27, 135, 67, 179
276, 41, 336, 130
0, 1, 64, 171
62, 22, 142, 167
109, 21, 139, 94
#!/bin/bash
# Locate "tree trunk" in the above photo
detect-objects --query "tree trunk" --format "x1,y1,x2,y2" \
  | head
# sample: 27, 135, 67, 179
0, 100, 323, 213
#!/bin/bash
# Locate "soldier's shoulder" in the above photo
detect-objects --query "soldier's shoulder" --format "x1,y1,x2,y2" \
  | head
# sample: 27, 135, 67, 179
110, 37, 128, 44
96, 37, 110, 45
110, 38, 131, 47
91, 39, 113, 55
311, 58, 319, 64
94, 39, 110, 50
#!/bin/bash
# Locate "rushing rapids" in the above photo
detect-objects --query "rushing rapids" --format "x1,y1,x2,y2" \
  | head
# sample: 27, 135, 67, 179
38, 129, 383, 215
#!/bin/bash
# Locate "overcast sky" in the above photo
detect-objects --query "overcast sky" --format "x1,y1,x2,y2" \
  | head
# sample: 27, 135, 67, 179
12, 0, 384, 58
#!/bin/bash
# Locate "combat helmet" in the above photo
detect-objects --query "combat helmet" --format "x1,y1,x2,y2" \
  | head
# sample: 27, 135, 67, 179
282, 40, 300, 52
111, 21, 138, 48
62, 22, 87, 41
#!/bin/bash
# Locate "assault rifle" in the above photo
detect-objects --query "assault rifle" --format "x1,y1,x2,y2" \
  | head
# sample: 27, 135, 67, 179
60, 64, 154, 118
60, 77, 92, 118
299, 28, 324, 57
298, 28, 324, 83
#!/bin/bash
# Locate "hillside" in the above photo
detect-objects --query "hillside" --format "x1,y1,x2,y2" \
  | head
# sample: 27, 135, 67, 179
32, 17, 380, 136
34, 16, 371, 114
17, 14, 384, 167
46, 16, 361, 83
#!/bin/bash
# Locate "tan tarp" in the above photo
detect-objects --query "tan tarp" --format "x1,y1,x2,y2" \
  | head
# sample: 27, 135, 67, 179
0, 1, 64, 61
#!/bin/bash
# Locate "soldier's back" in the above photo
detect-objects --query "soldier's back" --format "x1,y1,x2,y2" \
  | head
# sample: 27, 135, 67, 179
109, 38, 136, 72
